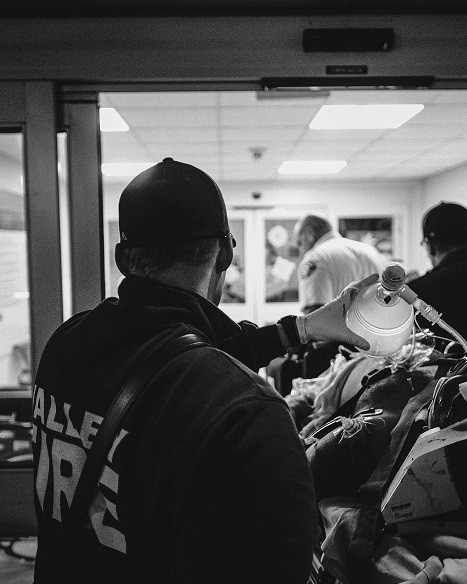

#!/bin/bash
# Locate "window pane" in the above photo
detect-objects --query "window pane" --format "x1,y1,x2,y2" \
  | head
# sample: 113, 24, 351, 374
58, 132, 73, 321
0, 133, 30, 389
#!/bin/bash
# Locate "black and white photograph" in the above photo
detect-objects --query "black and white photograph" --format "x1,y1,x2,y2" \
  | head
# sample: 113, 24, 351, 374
1, 2, 467, 584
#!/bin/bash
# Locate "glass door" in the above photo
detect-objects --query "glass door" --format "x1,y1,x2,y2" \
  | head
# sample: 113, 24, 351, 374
0, 132, 29, 389
255, 206, 328, 325
0, 82, 62, 387
62, 85, 467, 334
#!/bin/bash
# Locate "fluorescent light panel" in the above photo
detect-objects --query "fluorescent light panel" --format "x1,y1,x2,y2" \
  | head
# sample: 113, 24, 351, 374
309, 104, 424, 129
102, 162, 154, 176
278, 160, 347, 175
99, 108, 129, 132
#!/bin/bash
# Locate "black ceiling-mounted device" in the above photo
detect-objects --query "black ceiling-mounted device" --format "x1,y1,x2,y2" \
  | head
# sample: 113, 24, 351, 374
261, 76, 435, 90
302, 28, 395, 52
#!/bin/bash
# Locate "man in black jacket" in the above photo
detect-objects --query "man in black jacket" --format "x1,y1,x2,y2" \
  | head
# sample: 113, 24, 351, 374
32, 158, 372, 584
408, 201, 467, 344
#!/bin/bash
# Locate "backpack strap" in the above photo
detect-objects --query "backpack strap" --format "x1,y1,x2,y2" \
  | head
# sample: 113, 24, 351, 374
65, 331, 209, 535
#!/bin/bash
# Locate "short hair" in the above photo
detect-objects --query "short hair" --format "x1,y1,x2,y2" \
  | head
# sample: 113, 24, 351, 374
299, 215, 332, 240
121, 237, 219, 278
427, 238, 457, 255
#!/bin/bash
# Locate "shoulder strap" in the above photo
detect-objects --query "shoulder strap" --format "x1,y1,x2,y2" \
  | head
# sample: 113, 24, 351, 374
66, 331, 209, 534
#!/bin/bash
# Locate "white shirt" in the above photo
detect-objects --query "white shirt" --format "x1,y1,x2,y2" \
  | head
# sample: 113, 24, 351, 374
298, 231, 388, 312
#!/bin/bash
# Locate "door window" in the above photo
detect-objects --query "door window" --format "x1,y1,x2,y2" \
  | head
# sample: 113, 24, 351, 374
0, 133, 30, 388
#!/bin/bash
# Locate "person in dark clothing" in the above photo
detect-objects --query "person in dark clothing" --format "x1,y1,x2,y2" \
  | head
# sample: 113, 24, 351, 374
408, 201, 467, 345
32, 158, 372, 584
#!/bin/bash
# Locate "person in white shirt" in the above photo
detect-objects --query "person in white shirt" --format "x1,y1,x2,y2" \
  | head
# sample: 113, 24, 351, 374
294, 214, 388, 314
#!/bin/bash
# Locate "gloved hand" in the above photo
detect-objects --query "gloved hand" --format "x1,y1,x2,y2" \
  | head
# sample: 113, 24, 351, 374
296, 274, 379, 350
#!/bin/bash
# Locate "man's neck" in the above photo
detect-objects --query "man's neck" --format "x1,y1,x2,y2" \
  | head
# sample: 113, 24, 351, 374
431, 244, 463, 267
312, 230, 339, 249
132, 265, 212, 300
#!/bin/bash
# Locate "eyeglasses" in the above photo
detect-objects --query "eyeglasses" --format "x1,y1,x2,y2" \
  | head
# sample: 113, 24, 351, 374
221, 232, 237, 248
420, 236, 435, 248
421, 231, 436, 246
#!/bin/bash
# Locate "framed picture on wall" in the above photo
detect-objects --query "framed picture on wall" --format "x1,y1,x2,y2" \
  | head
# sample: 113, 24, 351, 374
338, 216, 396, 261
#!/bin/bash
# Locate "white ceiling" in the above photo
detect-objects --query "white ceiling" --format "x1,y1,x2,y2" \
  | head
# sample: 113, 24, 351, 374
1, 89, 466, 186
100, 89, 467, 183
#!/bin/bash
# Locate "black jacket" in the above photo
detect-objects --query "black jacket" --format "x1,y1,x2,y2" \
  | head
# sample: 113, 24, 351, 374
32, 276, 316, 584
408, 245, 467, 344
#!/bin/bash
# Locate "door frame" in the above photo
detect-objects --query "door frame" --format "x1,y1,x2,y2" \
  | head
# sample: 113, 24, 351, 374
0, 81, 62, 378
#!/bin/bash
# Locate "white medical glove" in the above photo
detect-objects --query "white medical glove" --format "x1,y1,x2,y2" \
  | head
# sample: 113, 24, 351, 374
295, 273, 379, 350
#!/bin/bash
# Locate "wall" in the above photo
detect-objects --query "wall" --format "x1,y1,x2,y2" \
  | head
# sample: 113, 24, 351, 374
408, 163, 467, 277
0, 15, 466, 82
104, 176, 425, 269
422, 162, 467, 209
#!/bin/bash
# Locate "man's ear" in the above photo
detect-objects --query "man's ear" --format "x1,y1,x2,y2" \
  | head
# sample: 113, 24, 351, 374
115, 243, 130, 276
426, 239, 437, 259
215, 240, 233, 273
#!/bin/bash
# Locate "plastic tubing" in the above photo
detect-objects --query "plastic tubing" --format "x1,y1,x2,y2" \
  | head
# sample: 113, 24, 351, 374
399, 285, 467, 353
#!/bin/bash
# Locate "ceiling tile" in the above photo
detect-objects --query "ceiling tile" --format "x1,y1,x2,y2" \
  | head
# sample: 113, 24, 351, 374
327, 90, 435, 106
121, 107, 218, 127
359, 140, 433, 156
221, 105, 319, 127
293, 138, 369, 156
221, 126, 305, 142
429, 90, 467, 105
385, 124, 464, 142
220, 141, 289, 156
143, 141, 219, 156
306, 128, 389, 141
104, 92, 218, 108
136, 127, 218, 142
405, 104, 467, 127
101, 132, 151, 161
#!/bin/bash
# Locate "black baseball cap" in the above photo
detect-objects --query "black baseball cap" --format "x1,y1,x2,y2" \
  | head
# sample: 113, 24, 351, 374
422, 201, 467, 245
118, 158, 230, 246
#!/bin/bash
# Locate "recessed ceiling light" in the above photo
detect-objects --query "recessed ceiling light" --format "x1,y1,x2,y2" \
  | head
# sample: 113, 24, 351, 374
101, 162, 154, 177
309, 104, 424, 129
99, 108, 129, 132
278, 160, 347, 174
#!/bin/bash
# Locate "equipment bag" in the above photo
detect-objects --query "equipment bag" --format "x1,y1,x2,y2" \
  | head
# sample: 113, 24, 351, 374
346, 355, 467, 584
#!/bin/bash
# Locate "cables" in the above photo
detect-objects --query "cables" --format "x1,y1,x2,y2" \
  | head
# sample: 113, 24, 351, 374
398, 285, 467, 353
